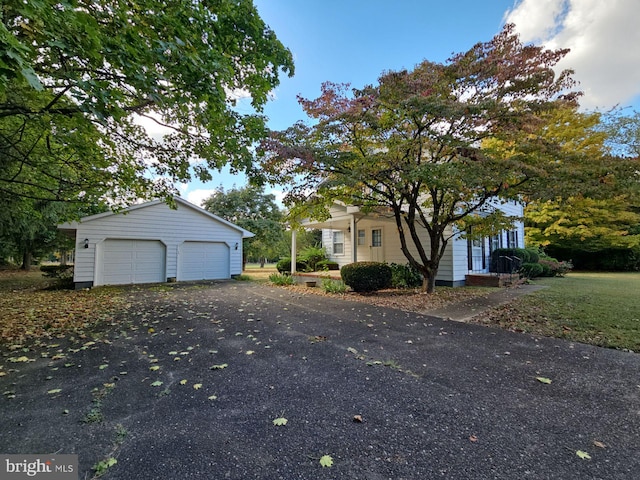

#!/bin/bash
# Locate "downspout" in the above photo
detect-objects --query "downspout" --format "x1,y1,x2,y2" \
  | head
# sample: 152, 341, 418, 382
291, 229, 297, 274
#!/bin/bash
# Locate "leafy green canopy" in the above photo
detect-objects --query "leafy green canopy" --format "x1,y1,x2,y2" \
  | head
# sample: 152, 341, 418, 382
258, 24, 622, 292
0, 0, 294, 205
202, 185, 286, 262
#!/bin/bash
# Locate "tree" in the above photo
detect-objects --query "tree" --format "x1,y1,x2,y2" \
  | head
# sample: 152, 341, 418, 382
202, 185, 286, 265
1, 0, 294, 206
0, 196, 107, 269
259, 24, 617, 293
602, 109, 640, 158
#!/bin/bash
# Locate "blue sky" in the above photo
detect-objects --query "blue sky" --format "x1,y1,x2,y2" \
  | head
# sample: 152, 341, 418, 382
181, 0, 640, 206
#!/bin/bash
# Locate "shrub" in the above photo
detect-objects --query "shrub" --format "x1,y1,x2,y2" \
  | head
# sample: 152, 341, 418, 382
320, 278, 347, 294
525, 248, 540, 264
520, 262, 544, 278
316, 259, 340, 271
538, 256, 573, 277
340, 262, 392, 292
276, 257, 308, 274
388, 263, 423, 288
40, 265, 74, 289
297, 246, 328, 271
268, 273, 295, 285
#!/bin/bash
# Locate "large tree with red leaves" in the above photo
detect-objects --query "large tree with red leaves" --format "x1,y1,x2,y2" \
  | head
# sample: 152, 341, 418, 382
259, 24, 619, 293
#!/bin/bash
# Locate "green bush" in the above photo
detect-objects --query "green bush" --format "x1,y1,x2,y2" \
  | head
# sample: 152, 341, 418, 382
297, 246, 328, 271
276, 257, 308, 274
388, 263, 423, 288
320, 278, 347, 294
525, 248, 540, 264
340, 262, 392, 292
40, 265, 74, 288
538, 256, 573, 277
520, 262, 544, 278
268, 273, 295, 285
316, 259, 340, 271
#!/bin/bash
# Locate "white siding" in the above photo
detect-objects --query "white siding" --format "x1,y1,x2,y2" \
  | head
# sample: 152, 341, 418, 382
72, 201, 245, 285
321, 198, 525, 285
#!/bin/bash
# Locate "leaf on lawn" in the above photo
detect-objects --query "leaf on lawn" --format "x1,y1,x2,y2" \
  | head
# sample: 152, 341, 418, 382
536, 377, 552, 384
47, 389, 62, 394
150, 381, 163, 387
193, 383, 202, 390
576, 450, 591, 460
273, 417, 288, 426
210, 364, 228, 370
319, 455, 333, 468
593, 440, 607, 449
8, 356, 31, 363
180, 379, 188, 385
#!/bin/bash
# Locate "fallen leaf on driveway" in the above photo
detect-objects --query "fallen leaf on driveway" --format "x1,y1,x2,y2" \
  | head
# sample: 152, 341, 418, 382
576, 450, 591, 460
273, 417, 288, 426
536, 377, 552, 384
319, 455, 333, 468
593, 440, 606, 449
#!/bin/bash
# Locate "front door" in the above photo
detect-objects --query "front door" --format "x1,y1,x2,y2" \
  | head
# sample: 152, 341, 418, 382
370, 228, 384, 262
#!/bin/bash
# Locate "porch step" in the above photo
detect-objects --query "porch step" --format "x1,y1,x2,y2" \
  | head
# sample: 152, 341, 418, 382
465, 273, 520, 287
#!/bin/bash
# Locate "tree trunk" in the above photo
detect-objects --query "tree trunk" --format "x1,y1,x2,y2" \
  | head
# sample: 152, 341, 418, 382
422, 273, 437, 293
260, 257, 265, 268
21, 250, 32, 270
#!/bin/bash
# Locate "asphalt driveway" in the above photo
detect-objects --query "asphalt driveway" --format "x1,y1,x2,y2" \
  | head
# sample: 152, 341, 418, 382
1, 281, 639, 479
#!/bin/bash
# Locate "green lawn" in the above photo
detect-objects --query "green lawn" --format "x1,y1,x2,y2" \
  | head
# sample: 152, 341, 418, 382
480, 272, 640, 351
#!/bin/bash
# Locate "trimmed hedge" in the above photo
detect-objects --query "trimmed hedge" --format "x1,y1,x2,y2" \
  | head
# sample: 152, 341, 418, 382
340, 262, 392, 292
520, 262, 544, 278
276, 257, 308, 274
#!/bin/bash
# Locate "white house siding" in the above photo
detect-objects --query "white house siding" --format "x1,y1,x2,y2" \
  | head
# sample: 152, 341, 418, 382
70, 201, 245, 287
323, 218, 457, 285
319, 198, 525, 287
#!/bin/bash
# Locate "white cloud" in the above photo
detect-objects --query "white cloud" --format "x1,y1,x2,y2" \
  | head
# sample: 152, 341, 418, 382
505, 0, 640, 110
185, 189, 217, 207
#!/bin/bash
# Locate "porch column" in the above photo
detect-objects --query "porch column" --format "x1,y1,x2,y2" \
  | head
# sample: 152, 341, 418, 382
350, 215, 357, 263
291, 229, 297, 273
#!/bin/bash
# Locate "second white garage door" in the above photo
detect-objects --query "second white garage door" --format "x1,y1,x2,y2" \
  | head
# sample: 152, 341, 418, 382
179, 242, 230, 281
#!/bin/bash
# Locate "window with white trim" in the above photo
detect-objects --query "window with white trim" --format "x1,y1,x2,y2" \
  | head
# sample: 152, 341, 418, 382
507, 230, 518, 249
357, 229, 365, 246
332, 231, 344, 255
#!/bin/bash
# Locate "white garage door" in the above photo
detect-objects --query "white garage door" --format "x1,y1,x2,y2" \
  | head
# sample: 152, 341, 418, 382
99, 239, 166, 285
179, 242, 230, 281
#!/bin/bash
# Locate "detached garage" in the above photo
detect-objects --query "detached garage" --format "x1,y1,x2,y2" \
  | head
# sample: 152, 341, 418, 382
58, 197, 253, 289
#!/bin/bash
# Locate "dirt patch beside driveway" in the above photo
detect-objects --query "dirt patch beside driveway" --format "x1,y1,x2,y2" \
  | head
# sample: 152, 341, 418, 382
1, 281, 639, 479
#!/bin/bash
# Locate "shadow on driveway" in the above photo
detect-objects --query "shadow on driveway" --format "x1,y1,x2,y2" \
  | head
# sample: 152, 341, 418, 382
1, 281, 639, 479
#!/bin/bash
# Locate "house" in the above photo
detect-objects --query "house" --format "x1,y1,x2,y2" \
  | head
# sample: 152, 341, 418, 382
58, 197, 253, 289
294, 198, 524, 287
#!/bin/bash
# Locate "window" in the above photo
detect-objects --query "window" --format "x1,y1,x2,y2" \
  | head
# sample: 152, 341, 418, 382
332, 231, 344, 255
372, 229, 382, 247
357, 229, 365, 246
507, 230, 518, 249
489, 234, 502, 252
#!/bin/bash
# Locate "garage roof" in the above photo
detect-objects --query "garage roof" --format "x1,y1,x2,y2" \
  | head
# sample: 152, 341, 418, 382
58, 197, 255, 238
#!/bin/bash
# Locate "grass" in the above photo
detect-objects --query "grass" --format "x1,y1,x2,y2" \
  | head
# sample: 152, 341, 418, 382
477, 272, 640, 351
